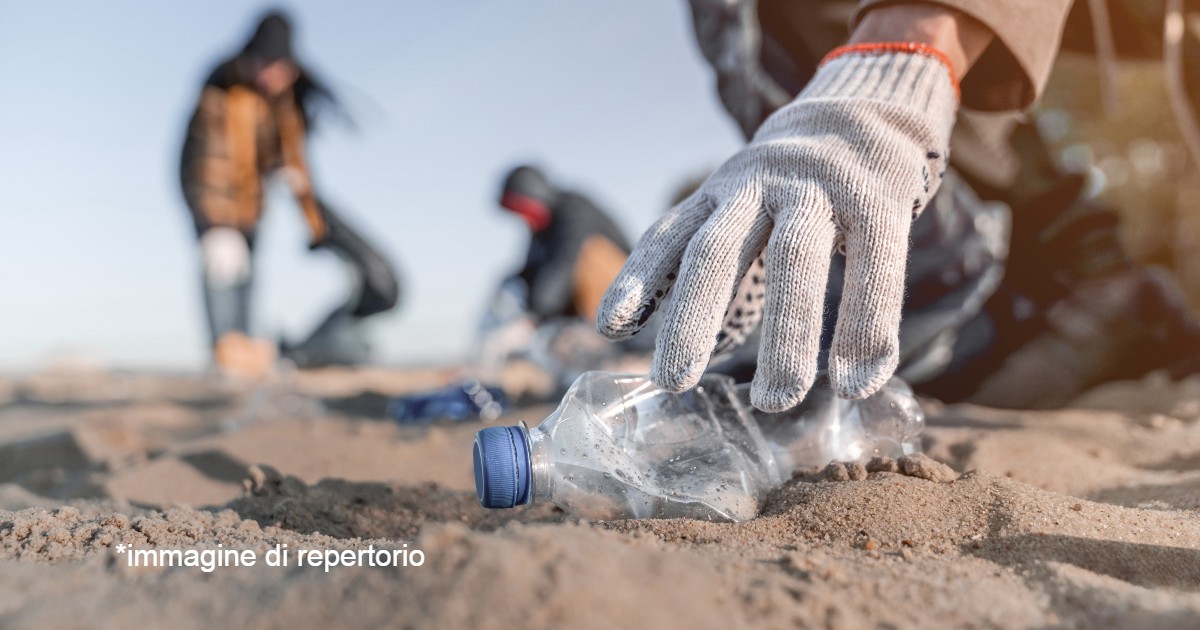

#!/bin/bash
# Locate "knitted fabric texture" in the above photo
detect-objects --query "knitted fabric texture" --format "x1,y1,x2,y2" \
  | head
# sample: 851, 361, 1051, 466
596, 50, 957, 411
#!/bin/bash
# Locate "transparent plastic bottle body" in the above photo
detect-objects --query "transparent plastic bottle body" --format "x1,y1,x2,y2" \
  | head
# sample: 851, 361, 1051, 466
473, 371, 925, 522
748, 375, 924, 476
526, 374, 779, 521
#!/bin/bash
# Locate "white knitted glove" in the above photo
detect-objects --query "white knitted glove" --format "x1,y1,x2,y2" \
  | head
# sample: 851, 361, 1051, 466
200, 227, 252, 290
596, 46, 958, 411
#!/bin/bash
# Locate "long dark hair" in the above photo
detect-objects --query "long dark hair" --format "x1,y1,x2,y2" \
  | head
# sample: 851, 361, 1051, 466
290, 66, 342, 130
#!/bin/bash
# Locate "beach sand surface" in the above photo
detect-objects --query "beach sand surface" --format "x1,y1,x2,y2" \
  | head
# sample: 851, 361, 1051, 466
0, 364, 1198, 628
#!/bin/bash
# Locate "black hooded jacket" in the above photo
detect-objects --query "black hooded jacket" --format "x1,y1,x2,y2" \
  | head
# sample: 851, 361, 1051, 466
503, 167, 631, 320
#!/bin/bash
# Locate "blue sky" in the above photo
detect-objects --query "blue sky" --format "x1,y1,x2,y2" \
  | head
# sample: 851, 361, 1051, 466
0, 1, 744, 370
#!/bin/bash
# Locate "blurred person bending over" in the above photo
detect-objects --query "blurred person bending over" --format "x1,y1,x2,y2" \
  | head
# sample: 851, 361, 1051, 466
499, 165, 631, 324
180, 11, 399, 378
596, 0, 1200, 410
474, 165, 646, 391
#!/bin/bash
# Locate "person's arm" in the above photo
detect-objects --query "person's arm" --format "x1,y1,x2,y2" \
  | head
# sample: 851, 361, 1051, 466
855, 0, 1073, 110
597, 2, 997, 412
849, 4, 993, 80
526, 202, 595, 320
275, 98, 329, 247
526, 248, 576, 320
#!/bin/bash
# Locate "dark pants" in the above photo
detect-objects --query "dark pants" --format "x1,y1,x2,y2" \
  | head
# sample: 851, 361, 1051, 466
203, 270, 254, 346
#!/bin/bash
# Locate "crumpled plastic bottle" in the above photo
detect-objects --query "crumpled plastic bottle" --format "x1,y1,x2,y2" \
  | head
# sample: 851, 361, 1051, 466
472, 371, 924, 521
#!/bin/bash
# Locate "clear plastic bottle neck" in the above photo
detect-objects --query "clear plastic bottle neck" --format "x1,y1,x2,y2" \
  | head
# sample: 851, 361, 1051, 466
526, 422, 554, 504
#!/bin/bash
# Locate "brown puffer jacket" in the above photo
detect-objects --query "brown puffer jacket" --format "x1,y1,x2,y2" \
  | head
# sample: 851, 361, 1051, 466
180, 76, 326, 245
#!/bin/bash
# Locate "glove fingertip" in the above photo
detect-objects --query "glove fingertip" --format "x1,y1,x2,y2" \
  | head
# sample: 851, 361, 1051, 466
750, 377, 812, 413
596, 273, 672, 340
595, 296, 657, 340
651, 356, 707, 394
828, 353, 897, 400
596, 320, 640, 341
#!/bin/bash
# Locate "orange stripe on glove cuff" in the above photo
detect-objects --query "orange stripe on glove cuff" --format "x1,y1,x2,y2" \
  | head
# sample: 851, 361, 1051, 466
822, 43, 960, 101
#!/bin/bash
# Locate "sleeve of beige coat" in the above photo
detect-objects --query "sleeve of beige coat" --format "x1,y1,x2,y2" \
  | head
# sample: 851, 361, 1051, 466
855, 0, 1074, 111
275, 98, 329, 246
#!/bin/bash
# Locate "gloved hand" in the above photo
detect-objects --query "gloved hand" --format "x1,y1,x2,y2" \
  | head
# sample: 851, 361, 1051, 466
596, 45, 958, 411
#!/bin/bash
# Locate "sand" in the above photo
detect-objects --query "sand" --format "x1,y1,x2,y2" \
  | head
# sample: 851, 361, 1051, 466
0, 364, 1198, 628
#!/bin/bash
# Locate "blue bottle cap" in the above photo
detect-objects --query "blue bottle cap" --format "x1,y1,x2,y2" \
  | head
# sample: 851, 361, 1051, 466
473, 425, 532, 508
